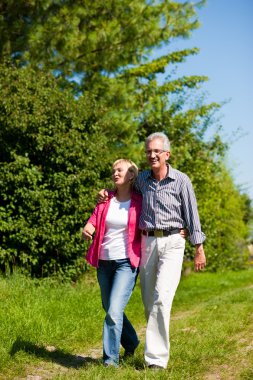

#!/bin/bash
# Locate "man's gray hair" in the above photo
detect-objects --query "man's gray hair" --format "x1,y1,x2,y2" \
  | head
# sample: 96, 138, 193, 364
145, 132, 170, 151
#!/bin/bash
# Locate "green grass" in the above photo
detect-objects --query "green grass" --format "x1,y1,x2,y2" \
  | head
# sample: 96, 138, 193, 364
0, 269, 252, 379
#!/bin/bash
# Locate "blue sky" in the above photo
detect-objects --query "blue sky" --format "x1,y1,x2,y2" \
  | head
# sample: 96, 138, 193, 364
161, 0, 253, 200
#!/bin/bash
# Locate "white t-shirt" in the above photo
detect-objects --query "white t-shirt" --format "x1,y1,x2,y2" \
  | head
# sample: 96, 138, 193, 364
99, 197, 131, 260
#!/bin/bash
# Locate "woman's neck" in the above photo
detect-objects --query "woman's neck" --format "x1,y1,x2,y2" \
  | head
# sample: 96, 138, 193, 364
115, 186, 131, 202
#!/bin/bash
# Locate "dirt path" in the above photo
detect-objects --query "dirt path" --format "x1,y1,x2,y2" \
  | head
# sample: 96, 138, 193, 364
12, 319, 252, 380
21, 327, 149, 379
204, 326, 253, 380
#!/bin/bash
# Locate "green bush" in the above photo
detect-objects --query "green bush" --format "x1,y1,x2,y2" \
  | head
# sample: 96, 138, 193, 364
0, 64, 112, 279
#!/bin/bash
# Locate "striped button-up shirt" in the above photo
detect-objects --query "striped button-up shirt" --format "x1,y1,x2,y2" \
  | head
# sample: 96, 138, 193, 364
135, 164, 206, 245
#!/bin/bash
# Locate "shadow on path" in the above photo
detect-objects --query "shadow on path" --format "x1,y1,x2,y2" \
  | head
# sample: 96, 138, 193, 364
10, 337, 101, 368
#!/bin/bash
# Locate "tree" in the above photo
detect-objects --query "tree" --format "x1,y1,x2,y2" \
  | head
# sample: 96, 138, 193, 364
0, 1, 203, 77
0, 0, 209, 156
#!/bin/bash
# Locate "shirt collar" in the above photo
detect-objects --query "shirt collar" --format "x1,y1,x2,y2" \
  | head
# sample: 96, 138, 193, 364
148, 164, 175, 180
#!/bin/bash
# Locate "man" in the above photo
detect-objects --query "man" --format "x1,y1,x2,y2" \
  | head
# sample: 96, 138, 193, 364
96, 132, 206, 369
135, 132, 206, 369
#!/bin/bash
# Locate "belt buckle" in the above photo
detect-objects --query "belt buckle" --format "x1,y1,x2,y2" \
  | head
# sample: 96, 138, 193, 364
154, 230, 163, 237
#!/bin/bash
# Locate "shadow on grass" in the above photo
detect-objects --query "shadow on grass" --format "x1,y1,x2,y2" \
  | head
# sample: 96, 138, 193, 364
9, 337, 101, 368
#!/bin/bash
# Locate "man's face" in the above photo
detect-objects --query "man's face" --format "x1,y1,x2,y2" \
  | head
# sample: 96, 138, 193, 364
145, 138, 170, 170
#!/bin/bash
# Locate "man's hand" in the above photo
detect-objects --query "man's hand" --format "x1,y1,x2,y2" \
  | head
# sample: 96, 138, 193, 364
194, 244, 206, 271
98, 189, 109, 203
82, 223, 95, 240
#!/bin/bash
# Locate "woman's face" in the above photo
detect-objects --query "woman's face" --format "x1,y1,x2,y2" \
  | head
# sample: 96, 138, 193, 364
112, 162, 134, 187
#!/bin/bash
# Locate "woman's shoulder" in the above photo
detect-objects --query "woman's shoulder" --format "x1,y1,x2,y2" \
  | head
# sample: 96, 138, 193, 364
94, 191, 114, 211
131, 191, 142, 202
107, 190, 117, 199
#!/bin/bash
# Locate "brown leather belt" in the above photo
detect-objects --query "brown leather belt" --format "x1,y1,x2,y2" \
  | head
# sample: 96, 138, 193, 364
142, 228, 181, 237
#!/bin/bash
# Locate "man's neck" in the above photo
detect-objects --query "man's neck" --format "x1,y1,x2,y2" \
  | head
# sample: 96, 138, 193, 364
152, 165, 168, 181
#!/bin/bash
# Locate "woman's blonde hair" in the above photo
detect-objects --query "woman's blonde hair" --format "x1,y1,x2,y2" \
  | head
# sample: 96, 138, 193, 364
112, 159, 138, 183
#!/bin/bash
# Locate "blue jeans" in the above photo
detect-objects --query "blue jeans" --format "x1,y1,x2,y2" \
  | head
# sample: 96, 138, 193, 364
97, 259, 139, 366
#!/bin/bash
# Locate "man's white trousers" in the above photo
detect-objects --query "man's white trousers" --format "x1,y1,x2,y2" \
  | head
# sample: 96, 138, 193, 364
140, 234, 185, 368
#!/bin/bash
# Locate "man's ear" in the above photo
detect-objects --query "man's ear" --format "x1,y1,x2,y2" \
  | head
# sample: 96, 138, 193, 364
165, 151, 171, 161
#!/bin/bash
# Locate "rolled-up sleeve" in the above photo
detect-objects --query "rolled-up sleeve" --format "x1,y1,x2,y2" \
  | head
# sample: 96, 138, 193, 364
87, 204, 99, 228
181, 178, 206, 245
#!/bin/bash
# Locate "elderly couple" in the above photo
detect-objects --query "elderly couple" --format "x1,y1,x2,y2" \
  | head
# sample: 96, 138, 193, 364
82, 132, 206, 369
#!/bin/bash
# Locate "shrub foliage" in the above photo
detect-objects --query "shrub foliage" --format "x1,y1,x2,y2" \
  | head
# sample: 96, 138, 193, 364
0, 65, 114, 278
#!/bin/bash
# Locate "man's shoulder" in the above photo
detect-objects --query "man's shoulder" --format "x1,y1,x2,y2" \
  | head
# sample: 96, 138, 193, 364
137, 169, 150, 180
170, 167, 191, 183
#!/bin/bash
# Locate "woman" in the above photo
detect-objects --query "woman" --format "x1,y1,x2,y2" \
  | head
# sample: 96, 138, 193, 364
82, 159, 142, 368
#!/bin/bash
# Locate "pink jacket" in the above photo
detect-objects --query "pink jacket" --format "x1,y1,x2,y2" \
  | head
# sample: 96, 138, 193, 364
85, 191, 142, 268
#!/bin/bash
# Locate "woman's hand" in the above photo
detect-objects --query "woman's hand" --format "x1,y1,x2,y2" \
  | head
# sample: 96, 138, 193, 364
180, 228, 188, 239
82, 223, 95, 240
